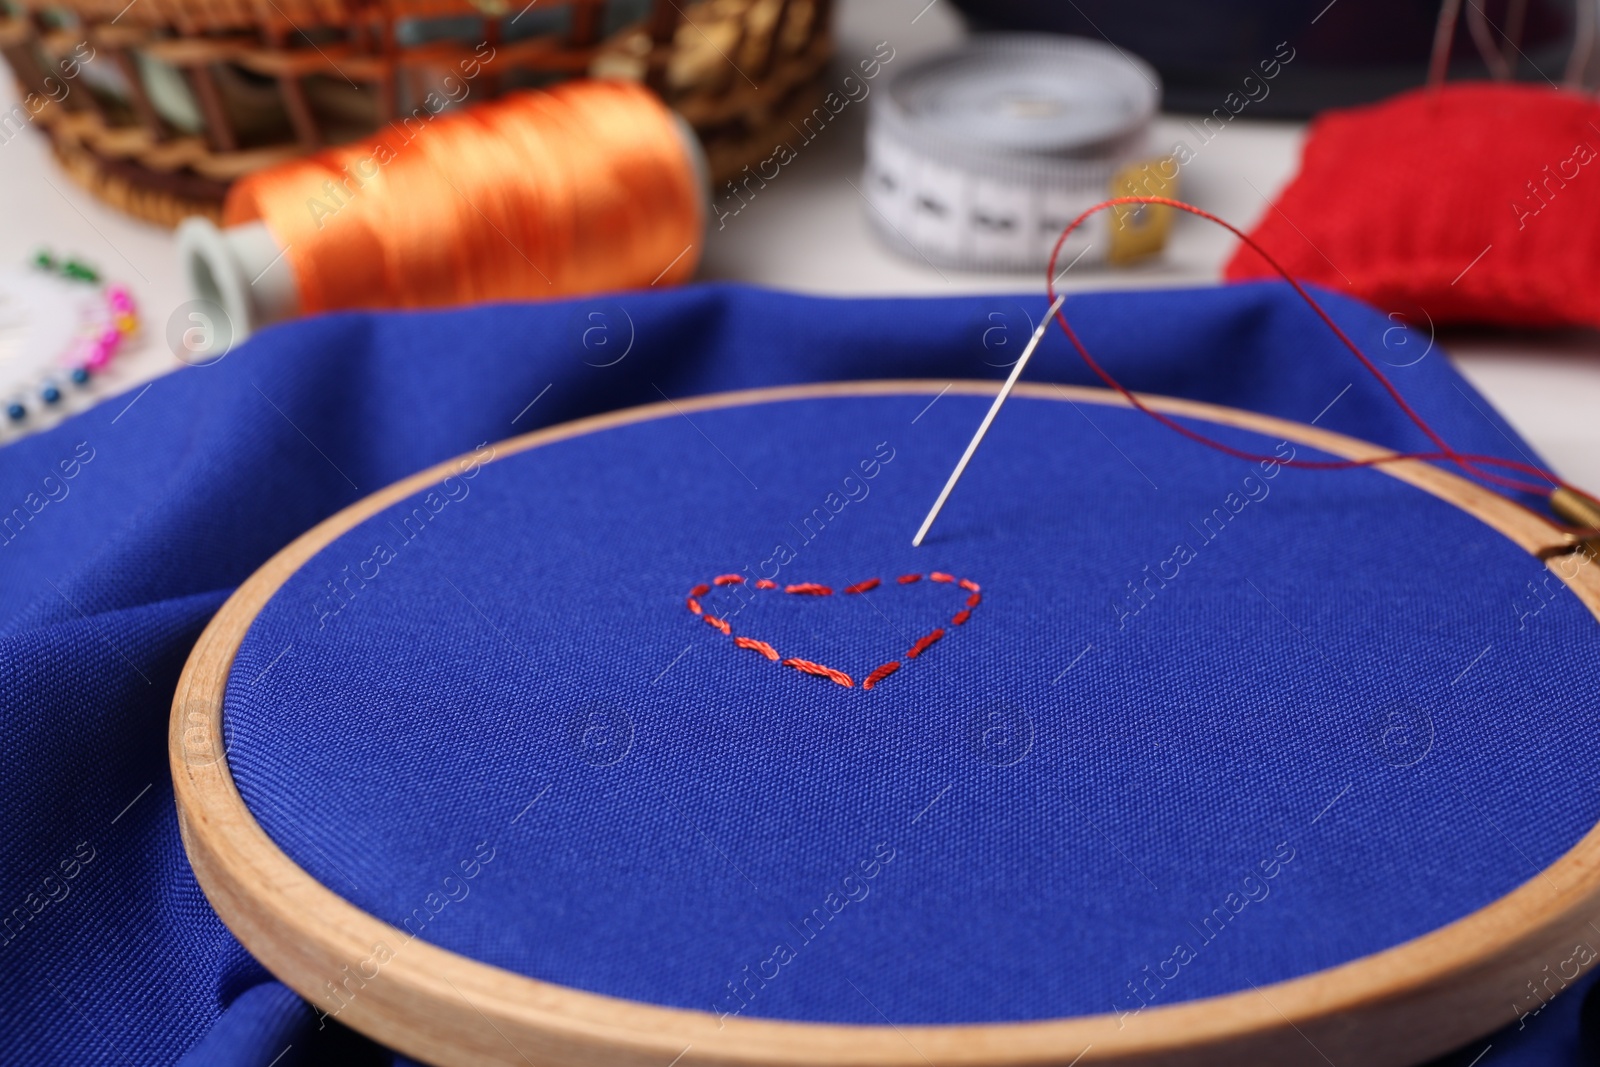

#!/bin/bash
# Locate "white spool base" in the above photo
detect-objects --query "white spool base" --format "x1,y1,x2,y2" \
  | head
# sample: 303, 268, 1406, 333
176, 218, 298, 341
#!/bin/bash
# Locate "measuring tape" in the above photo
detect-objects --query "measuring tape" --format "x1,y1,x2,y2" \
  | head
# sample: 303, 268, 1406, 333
863, 34, 1175, 272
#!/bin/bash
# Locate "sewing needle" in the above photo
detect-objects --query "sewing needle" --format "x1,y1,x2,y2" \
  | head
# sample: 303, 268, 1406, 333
912, 293, 1066, 547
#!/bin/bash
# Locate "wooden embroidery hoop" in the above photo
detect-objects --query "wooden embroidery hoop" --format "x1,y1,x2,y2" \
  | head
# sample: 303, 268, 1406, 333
170, 380, 1600, 1067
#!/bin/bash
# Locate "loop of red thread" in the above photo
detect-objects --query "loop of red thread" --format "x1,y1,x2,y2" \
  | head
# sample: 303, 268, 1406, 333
783, 657, 855, 688
682, 574, 978, 691
1044, 196, 1600, 527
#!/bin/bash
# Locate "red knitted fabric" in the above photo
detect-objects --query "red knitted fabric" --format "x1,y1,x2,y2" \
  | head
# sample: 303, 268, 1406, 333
1225, 83, 1600, 330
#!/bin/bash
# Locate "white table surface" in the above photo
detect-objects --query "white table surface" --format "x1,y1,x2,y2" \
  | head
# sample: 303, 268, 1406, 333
1, 0, 1596, 487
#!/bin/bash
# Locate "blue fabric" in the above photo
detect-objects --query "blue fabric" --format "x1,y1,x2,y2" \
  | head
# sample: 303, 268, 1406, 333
225, 391, 1600, 1026
173, 981, 388, 1067
0, 280, 1590, 1063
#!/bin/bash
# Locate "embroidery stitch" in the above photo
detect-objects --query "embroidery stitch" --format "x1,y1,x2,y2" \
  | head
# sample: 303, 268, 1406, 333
862, 661, 901, 690
681, 573, 981, 691
733, 636, 780, 661
906, 629, 944, 659
782, 657, 855, 688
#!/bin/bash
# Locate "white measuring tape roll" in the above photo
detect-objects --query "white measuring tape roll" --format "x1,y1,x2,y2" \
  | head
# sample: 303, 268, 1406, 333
864, 34, 1175, 272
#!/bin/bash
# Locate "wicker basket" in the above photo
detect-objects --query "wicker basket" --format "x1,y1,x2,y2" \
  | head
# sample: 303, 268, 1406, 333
0, 0, 833, 224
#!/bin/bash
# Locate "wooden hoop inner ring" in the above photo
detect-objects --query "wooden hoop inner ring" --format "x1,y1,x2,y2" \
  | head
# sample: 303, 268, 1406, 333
170, 381, 1600, 1067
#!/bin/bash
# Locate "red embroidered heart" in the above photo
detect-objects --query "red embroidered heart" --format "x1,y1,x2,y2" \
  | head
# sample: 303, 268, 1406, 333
683, 571, 982, 690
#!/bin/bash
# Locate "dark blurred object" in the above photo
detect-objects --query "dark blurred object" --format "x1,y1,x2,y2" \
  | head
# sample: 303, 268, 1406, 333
948, 0, 1580, 116
1584, 978, 1600, 1063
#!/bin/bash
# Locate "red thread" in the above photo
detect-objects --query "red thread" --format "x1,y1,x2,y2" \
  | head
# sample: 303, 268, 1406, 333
862, 662, 901, 690
783, 657, 855, 688
734, 636, 780, 661
1045, 197, 1600, 514
966, 592, 981, 608
683, 573, 979, 691
906, 629, 945, 659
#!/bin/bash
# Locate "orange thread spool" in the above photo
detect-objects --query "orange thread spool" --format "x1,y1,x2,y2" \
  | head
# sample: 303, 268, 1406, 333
221, 80, 703, 319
